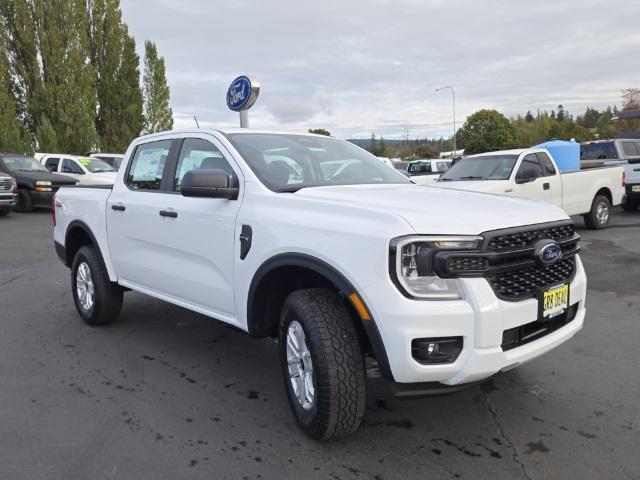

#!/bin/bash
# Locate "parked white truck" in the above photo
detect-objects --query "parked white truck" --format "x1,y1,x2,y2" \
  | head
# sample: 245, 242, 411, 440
436, 148, 625, 229
53, 130, 586, 439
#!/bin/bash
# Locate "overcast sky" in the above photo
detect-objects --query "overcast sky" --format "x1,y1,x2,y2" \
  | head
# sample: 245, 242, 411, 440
121, 0, 640, 139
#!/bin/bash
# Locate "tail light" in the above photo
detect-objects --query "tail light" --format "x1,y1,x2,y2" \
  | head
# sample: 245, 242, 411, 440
51, 194, 56, 226
622, 171, 626, 188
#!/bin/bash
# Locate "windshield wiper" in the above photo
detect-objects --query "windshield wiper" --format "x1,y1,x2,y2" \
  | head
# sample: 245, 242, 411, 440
457, 175, 489, 180
438, 178, 453, 181
274, 186, 304, 193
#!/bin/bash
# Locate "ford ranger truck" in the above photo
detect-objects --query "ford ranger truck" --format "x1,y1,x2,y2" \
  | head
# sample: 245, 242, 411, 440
53, 130, 587, 439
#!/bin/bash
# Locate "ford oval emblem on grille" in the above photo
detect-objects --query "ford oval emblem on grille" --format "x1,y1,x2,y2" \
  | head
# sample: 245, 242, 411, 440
537, 241, 562, 265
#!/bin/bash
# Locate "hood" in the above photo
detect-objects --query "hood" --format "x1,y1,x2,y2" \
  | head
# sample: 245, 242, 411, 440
434, 180, 510, 193
295, 184, 568, 235
10, 171, 77, 187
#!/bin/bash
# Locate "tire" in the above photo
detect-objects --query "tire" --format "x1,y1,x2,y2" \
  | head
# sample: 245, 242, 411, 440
621, 199, 639, 212
583, 194, 611, 230
71, 245, 123, 326
14, 189, 33, 212
279, 288, 366, 440
0, 210, 10, 217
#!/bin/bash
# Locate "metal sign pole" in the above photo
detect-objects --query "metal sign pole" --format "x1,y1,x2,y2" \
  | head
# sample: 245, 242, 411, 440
239, 110, 249, 128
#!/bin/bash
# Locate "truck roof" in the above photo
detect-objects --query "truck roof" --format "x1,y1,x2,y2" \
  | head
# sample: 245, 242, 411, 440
135, 128, 336, 141
469, 148, 542, 157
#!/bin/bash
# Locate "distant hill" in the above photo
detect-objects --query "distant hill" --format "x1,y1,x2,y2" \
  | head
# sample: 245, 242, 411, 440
347, 138, 403, 148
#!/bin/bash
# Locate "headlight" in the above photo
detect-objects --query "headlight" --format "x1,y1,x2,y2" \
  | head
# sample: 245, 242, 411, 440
390, 235, 482, 299
35, 180, 53, 192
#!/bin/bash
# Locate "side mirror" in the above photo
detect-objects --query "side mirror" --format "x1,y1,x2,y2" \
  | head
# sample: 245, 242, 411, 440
180, 169, 239, 200
515, 166, 537, 184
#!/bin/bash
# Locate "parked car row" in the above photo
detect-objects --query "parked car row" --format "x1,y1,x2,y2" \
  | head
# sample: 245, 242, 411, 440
40, 154, 117, 186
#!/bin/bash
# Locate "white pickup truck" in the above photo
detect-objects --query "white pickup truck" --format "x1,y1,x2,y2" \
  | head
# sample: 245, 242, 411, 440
53, 130, 587, 439
436, 148, 625, 229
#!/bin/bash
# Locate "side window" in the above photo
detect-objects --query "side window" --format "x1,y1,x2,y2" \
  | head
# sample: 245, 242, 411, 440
621, 142, 639, 157
174, 138, 236, 191
127, 139, 172, 191
44, 157, 60, 172
535, 152, 556, 176
62, 159, 84, 174
517, 154, 543, 180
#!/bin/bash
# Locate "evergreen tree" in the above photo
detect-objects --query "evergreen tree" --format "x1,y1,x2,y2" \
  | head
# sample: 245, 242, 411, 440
2, 0, 97, 154
0, 30, 31, 153
525, 110, 534, 122
35, 115, 58, 152
556, 104, 566, 122
87, 0, 143, 152
143, 40, 173, 133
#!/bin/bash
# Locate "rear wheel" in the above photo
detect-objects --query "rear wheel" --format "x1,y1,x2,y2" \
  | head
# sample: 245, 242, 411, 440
0, 210, 10, 217
71, 246, 123, 325
583, 194, 611, 229
279, 288, 366, 440
14, 189, 33, 212
621, 199, 639, 212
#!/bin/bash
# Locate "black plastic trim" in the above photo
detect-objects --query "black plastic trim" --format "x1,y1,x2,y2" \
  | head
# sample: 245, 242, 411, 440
63, 220, 109, 275
239, 225, 252, 260
248, 253, 394, 381
54, 240, 66, 263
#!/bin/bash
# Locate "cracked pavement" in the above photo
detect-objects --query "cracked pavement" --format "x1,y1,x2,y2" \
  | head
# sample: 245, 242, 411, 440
0, 210, 639, 479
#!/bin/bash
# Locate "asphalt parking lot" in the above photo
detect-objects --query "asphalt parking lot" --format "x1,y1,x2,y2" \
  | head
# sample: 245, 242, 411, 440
1, 210, 639, 480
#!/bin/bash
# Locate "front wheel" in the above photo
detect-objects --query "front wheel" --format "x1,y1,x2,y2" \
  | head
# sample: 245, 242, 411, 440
14, 189, 33, 212
71, 246, 123, 325
0, 210, 10, 217
583, 194, 611, 229
279, 288, 366, 440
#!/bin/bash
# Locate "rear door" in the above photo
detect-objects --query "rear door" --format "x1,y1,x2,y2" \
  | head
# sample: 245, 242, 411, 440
107, 138, 174, 292
512, 153, 562, 206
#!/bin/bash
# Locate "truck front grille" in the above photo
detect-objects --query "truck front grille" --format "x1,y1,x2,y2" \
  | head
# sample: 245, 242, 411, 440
0, 178, 12, 192
487, 256, 576, 300
434, 221, 580, 301
486, 223, 575, 251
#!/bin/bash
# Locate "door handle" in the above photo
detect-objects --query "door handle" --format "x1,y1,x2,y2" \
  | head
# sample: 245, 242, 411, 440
543, 183, 550, 190
159, 210, 178, 218
111, 204, 125, 211
504, 188, 513, 193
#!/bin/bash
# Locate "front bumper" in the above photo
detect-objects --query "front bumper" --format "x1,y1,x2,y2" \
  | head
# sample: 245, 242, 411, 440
29, 190, 55, 209
363, 254, 587, 385
0, 193, 16, 209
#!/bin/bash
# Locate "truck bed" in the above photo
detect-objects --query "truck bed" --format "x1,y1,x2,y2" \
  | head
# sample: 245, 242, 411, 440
560, 165, 624, 215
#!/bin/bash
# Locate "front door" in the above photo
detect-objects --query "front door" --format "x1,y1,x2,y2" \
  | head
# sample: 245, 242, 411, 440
512, 153, 562, 207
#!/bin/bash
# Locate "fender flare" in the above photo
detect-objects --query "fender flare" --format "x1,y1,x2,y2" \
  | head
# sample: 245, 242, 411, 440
248, 253, 394, 380
63, 220, 112, 279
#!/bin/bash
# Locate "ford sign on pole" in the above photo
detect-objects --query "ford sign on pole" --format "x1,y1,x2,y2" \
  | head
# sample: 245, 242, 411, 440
227, 75, 260, 128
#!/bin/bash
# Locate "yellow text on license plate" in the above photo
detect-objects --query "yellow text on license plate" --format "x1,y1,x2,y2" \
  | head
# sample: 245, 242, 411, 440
543, 284, 569, 318
632, 185, 640, 192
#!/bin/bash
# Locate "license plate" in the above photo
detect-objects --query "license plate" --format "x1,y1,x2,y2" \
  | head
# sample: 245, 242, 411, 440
540, 284, 569, 320
632, 185, 640, 192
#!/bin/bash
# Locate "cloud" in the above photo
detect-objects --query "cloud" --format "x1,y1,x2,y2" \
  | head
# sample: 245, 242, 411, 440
121, 0, 640, 139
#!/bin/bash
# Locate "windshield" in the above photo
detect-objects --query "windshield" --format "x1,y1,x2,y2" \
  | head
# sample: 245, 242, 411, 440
78, 158, 114, 173
0, 156, 49, 172
439, 154, 518, 181
226, 133, 410, 191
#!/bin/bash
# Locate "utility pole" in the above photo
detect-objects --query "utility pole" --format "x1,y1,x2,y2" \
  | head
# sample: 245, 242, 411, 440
435, 86, 456, 156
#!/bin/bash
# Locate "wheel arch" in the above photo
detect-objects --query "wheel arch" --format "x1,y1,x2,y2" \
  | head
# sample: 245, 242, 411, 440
64, 220, 114, 281
247, 253, 394, 380
594, 186, 612, 204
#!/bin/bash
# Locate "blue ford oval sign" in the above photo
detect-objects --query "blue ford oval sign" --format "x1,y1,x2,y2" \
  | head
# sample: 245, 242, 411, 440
538, 242, 562, 265
227, 76, 260, 112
